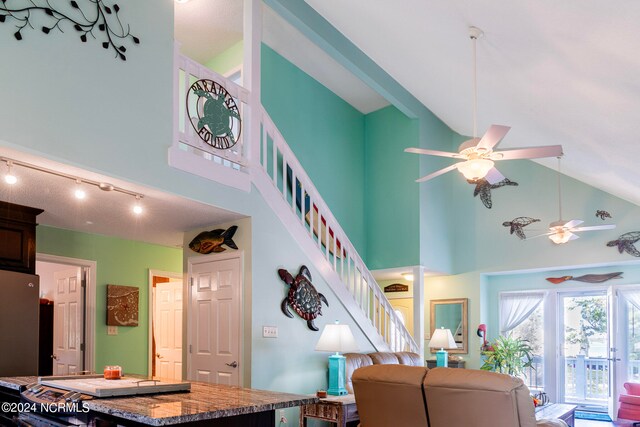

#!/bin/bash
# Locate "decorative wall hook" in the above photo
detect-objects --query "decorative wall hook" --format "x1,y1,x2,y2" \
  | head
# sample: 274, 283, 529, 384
0, 0, 139, 61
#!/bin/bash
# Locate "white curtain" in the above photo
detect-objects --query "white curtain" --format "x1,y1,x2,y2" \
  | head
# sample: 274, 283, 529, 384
500, 292, 545, 334
620, 289, 640, 311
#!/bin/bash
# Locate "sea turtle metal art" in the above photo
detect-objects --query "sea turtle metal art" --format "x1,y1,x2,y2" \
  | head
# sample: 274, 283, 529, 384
278, 265, 328, 331
469, 178, 519, 209
502, 217, 540, 240
607, 232, 640, 257
596, 210, 612, 220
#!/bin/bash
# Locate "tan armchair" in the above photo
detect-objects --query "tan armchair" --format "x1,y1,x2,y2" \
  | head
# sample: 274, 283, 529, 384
353, 365, 568, 427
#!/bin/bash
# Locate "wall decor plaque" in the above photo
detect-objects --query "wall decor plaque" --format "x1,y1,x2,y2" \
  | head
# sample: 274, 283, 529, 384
384, 283, 409, 293
106, 284, 139, 326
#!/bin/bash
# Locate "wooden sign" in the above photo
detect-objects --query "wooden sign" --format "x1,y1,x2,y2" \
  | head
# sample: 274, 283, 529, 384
384, 283, 408, 293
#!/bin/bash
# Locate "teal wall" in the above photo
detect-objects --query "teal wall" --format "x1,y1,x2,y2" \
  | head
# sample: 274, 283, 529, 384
37, 226, 182, 374
205, 41, 243, 76
261, 44, 367, 259
426, 158, 640, 369
364, 106, 420, 269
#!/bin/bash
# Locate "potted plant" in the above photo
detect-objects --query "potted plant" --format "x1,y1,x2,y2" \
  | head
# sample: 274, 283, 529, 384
480, 335, 534, 377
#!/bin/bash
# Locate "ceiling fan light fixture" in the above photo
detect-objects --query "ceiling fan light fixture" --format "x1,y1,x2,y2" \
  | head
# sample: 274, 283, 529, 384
549, 230, 573, 244
457, 158, 494, 181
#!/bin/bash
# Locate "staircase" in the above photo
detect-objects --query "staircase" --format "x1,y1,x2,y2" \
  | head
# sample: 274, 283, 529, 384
171, 51, 418, 354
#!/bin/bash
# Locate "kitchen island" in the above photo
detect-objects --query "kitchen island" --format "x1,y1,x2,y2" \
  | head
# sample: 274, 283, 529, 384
0, 376, 318, 426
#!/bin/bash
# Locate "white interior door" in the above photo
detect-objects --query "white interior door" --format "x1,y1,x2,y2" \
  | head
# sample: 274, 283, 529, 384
52, 267, 83, 375
154, 280, 183, 380
189, 254, 241, 386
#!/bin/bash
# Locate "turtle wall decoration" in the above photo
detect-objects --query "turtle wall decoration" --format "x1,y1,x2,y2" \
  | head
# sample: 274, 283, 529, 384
607, 232, 640, 257
278, 265, 328, 331
469, 178, 518, 209
502, 217, 540, 240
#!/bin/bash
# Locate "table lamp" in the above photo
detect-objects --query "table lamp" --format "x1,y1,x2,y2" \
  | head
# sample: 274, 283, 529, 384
315, 321, 359, 396
429, 327, 457, 367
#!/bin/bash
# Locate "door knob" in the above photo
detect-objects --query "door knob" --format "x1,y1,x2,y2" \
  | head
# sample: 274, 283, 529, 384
156, 353, 164, 359
226, 361, 238, 368
51, 354, 58, 360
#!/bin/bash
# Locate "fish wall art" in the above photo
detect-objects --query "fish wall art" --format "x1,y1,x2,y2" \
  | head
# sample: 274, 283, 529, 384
546, 272, 623, 284
607, 232, 640, 257
189, 225, 238, 254
469, 178, 518, 209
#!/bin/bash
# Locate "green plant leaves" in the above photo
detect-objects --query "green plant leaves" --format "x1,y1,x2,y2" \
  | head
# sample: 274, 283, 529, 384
480, 335, 534, 377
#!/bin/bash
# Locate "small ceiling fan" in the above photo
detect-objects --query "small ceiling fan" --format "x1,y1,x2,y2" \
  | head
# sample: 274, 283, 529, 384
405, 27, 563, 184
528, 157, 616, 244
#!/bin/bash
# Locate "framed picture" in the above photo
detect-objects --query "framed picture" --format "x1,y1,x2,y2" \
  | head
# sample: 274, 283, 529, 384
106, 284, 139, 326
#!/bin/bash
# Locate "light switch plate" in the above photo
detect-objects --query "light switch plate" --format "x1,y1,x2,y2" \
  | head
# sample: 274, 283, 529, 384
107, 326, 118, 335
263, 326, 278, 338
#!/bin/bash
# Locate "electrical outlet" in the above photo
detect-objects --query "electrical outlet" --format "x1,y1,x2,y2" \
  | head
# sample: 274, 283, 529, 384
263, 326, 278, 338
107, 326, 118, 335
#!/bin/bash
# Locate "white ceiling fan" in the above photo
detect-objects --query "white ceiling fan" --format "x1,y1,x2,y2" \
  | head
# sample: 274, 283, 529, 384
405, 27, 563, 184
528, 157, 616, 244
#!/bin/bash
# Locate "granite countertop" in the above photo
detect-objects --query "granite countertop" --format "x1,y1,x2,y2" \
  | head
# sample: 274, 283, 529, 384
73, 380, 316, 426
0, 376, 316, 426
0, 376, 37, 391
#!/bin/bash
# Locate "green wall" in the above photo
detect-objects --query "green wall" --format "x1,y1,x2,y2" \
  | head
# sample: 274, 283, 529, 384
364, 106, 420, 269
261, 44, 367, 259
37, 226, 182, 374
205, 41, 243, 76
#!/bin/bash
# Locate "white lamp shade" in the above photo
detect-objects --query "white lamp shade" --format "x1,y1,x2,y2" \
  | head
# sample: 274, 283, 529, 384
315, 323, 359, 353
428, 328, 457, 349
457, 159, 494, 180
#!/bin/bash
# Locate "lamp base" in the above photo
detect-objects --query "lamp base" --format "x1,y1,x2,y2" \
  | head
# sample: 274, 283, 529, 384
327, 354, 348, 396
436, 349, 448, 367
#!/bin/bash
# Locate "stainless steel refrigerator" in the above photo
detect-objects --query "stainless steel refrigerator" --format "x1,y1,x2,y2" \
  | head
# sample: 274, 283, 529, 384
0, 270, 39, 376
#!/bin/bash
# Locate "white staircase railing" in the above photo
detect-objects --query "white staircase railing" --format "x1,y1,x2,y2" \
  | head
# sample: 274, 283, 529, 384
170, 50, 417, 353
253, 106, 418, 353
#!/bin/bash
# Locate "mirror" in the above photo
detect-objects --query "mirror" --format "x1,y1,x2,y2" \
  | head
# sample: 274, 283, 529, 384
430, 298, 468, 354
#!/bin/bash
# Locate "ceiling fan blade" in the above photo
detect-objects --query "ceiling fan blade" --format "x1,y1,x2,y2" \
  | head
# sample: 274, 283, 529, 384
475, 125, 511, 152
416, 163, 459, 183
405, 147, 460, 158
572, 224, 617, 232
484, 167, 505, 185
563, 219, 584, 229
568, 232, 580, 241
492, 145, 563, 160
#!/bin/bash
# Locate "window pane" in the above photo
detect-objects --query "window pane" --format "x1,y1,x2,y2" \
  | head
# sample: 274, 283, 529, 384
510, 302, 544, 391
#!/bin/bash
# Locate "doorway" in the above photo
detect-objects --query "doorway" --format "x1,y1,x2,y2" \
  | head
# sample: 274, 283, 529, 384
149, 270, 183, 380
36, 254, 96, 375
558, 291, 609, 410
188, 252, 242, 386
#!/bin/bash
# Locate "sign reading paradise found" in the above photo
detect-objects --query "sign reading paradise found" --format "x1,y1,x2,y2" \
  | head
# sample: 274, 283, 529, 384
384, 283, 409, 293
187, 79, 241, 150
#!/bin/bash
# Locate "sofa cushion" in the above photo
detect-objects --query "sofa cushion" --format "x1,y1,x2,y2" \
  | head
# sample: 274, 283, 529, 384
395, 351, 422, 366
424, 368, 530, 427
369, 352, 400, 365
344, 353, 373, 394
620, 394, 640, 405
353, 364, 429, 427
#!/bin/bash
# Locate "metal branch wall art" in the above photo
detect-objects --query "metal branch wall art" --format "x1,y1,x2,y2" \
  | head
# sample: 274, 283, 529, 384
607, 232, 640, 257
502, 217, 540, 240
0, 0, 140, 61
469, 178, 518, 209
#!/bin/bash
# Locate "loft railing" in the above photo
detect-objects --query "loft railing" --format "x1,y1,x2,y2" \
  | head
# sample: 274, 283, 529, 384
171, 51, 417, 353
257, 105, 418, 353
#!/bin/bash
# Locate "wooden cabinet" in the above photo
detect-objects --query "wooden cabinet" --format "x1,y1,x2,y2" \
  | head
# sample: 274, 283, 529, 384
426, 359, 466, 369
0, 202, 43, 274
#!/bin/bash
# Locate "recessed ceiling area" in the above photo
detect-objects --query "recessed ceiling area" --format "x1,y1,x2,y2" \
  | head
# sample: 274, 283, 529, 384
173, 0, 389, 114
0, 148, 244, 247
